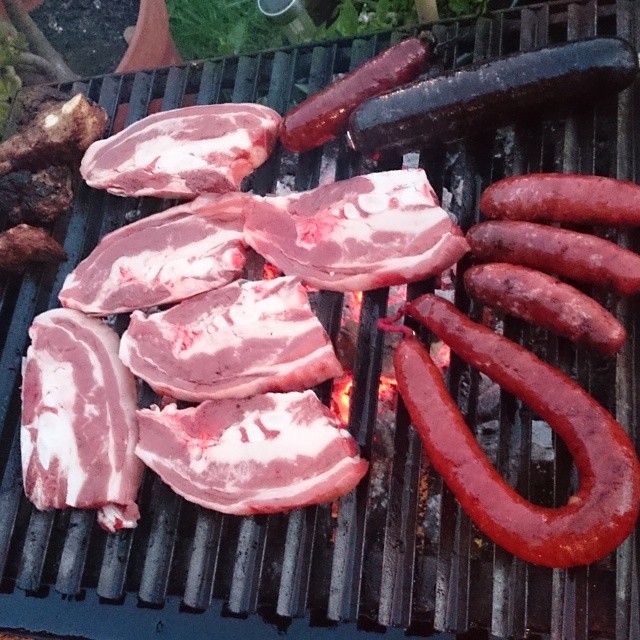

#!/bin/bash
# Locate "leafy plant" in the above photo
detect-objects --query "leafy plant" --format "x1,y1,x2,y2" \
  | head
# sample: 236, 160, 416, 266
0, 20, 26, 135
317, 0, 419, 38
166, 0, 285, 60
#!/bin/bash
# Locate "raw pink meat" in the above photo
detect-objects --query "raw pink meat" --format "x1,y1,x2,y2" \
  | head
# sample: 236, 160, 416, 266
135, 391, 368, 515
119, 276, 343, 402
21, 309, 143, 533
80, 104, 281, 199
244, 168, 470, 291
59, 192, 249, 316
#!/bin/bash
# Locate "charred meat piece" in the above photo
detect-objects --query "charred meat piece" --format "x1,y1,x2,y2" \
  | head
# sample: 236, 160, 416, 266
1, 166, 74, 226
0, 224, 66, 272
10, 86, 70, 132
0, 93, 108, 177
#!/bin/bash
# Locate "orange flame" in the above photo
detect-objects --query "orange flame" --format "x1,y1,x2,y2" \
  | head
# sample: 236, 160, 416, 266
331, 373, 398, 425
262, 263, 282, 280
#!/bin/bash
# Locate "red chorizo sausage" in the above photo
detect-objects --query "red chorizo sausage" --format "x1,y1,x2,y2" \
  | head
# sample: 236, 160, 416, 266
394, 294, 640, 567
280, 38, 430, 153
480, 173, 640, 225
464, 263, 627, 356
467, 221, 640, 296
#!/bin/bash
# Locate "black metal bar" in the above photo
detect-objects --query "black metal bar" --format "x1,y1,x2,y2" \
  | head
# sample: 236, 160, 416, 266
196, 60, 225, 106
182, 510, 224, 610
55, 510, 95, 595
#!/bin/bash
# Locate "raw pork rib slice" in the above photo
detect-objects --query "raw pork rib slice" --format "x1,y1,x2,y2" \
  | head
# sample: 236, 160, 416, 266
59, 192, 249, 316
244, 168, 470, 291
136, 391, 368, 515
119, 276, 343, 402
21, 309, 143, 533
80, 104, 281, 199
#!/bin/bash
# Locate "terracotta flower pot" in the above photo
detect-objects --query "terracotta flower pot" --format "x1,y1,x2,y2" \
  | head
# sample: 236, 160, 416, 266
0, 0, 44, 19
116, 0, 183, 73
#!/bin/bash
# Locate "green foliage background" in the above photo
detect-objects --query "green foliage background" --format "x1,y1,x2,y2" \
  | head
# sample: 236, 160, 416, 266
167, 0, 496, 61
0, 22, 26, 136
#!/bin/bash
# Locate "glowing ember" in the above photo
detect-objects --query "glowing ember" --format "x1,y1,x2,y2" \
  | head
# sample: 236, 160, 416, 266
431, 341, 451, 369
331, 373, 398, 425
262, 263, 282, 280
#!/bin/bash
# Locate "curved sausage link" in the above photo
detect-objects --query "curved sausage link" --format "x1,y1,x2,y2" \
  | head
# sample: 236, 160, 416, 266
480, 173, 640, 226
394, 294, 640, 567
466, 221, 640, 296
464, 263, 627, 356
280, 38, 430, 153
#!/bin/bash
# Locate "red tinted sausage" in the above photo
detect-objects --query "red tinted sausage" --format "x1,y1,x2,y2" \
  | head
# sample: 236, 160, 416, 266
467, 221, 640, 296
394, 294, 640, 567
464, 263, 626, 356
480, 173, 640, 225
280, 38, 430, 153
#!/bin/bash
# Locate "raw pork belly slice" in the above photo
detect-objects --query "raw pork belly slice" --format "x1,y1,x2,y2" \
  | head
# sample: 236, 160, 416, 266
59, 192, 249, 316
244, 168, 470, 291
119, 276, 343, 402
136, 391, 368, 515
80, 104, 281, 199
21, 309, 143, 533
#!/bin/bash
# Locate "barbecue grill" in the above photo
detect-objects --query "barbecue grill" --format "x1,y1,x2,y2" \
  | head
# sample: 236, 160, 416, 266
0, 0, 638, 638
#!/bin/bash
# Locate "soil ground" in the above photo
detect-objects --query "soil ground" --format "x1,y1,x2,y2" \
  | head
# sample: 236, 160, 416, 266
30, 0, 139, 78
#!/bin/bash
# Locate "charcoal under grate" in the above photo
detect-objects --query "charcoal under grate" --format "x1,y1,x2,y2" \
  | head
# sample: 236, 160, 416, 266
0, 0, 638, 638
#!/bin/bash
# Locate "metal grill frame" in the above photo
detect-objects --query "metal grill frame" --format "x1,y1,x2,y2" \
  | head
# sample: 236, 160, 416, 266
0, 1, 637, 638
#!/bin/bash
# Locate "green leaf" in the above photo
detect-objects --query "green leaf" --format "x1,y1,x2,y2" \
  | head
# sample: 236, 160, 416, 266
335, 0, 360, 36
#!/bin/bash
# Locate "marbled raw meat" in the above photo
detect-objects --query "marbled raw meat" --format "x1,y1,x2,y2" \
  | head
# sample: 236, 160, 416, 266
21, 309, 143, 532
244, 168, 470, 291
136, 391, 368, 515
59, 192, 249, 316
80, 104, 281, 199
119, 276, 343, 402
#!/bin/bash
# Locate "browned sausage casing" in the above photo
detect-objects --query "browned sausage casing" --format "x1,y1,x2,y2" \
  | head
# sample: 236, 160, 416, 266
280, 38, 430, 153
467, 221, 640, 296
396, 294, 640, 567
464, 263, 626, 355
480, 173, 640, 225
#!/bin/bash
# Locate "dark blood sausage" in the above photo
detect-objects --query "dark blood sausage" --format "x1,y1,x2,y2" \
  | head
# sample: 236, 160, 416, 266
348, 37, 638, 157
464, 263, 627, 356
480, 173, 640, 225
395, 294, 640, 567
467, 221, 640, 297
280, 38, 430, 153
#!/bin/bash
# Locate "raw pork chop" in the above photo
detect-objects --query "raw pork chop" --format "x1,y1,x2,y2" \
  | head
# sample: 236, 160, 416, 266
59, 192, 249, 316
80, 104, 281, 199
136, 391, 368, 515
244, 168, 470, 291
21, 309, 143, 532
119, 276, 343, 402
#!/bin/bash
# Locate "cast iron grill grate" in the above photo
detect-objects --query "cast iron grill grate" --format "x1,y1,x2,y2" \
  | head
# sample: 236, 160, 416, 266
0, 1, 637, 638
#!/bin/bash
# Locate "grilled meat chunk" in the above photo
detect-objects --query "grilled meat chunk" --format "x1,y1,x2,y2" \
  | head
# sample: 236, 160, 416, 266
0, 93, 107, 177
1, 166, 74, 226
0, 224, 66, 272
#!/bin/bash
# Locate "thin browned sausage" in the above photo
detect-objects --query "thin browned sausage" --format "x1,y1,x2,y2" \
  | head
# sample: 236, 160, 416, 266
464, 263, 626, 355
467, 221, 640, 296
280, 38, 430, 153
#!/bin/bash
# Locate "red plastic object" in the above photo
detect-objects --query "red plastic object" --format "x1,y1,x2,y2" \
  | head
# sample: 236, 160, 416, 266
0, 0, 44, 18
116, 0, 183, 73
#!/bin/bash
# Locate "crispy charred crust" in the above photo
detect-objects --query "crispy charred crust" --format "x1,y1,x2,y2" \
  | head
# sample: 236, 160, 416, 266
0, 224, 67, 272
1, 166, 74, 226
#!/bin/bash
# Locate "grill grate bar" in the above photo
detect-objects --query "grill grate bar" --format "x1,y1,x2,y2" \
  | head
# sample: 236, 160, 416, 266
552, 3, 598, 639
614, 3, 639, 639
135, 63, 190, 608
276, 44, 340, 620
195, 60, 225, 106
54, 510, 95, 596
226, 52, 275, 615
182, 510, 224, 610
